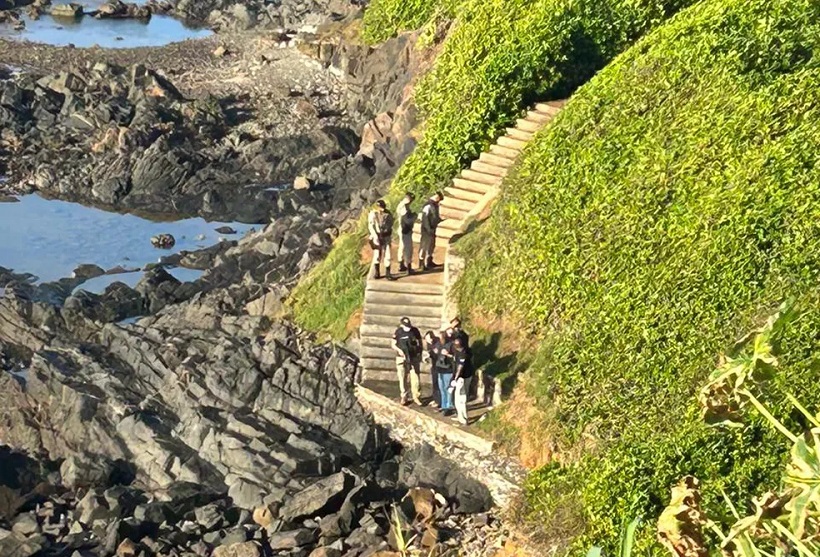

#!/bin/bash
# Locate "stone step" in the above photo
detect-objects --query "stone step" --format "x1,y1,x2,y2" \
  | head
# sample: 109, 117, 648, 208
440, 194, 477, 211
525, 110, 552, 124
460, 169, 500, 186
505, 128, 534, 142
362, 370, 434, 386
515, 118, 542, 133
361, 321, 442, 339
361, 355, 397, 372
361, 313, 443, 331
470, 160, 507, 177
446, 183, 488, 199
363, 302, 442, 319
367, 276, 445, 294
535, 101, 564, 114
439, 205, 470, 220
364, 290, 442, 307
479, 152, 515, 167
362, 344, 405, 360
489, 144, 520, 159
497, 136, 528, 150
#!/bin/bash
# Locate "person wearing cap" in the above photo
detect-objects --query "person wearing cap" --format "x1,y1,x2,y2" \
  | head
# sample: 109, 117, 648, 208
419, 191, 444, 270
396, 192, 417, 275
391, 317, 423, 405
367, 199, 395, 280
451, 337, 473, 425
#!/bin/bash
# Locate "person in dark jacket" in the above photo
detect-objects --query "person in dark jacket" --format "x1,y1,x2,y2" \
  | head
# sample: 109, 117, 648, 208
451, 337, 473, 425
434, 332, 455, 415
423, 330, 441, 408
418, 192, 444, 270
448, 317, 470, 351
391, 317, 423, 405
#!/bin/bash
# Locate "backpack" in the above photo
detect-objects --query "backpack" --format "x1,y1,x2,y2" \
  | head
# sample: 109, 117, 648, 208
379, 211, 394, 237
400, 211, 416, 235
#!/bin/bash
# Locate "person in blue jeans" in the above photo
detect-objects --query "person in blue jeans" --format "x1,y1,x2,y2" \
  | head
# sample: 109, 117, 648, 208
434, 339, 455, 415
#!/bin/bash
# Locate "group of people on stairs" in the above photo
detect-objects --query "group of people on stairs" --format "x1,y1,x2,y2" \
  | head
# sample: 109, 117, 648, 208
367, 192, 445, 280
391, 316, 474, 426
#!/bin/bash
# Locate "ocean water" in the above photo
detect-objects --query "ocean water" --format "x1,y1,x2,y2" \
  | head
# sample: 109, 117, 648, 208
0, 0, 211, 48
0, 194, 253, 283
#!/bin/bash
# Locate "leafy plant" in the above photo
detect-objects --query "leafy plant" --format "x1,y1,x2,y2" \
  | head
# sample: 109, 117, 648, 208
452, 0, 820, 552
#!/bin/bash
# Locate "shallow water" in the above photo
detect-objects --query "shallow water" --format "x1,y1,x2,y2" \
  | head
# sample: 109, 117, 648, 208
73, 266, 204, 294
0, 0, 211, 48
0, 194, 252, 283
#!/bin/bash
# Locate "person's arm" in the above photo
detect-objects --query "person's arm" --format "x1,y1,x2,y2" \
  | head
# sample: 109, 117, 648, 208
421, 205, 433, 233
453, 354, 465, 381
368, 211, 380, 244
391, 332, 405, 358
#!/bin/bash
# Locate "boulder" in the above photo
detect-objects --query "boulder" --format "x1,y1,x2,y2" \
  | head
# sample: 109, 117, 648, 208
293, 176, 312, 190
279, 471, 356, 522
150, 234, 175, 249
309, 547, 343, 557
213, 541, 261, 557
50, 3, 82, 17
60, 455, 114, 489
268, 528, 318, 550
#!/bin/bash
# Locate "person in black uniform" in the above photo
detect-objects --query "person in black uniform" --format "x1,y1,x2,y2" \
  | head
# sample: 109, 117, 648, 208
451, 337, 473, 425
424, 330, 444, 408
391, 317, 423, 406
449, 317, 470, 350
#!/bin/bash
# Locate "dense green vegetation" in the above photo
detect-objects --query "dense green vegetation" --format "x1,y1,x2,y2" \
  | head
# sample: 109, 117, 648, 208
289, 0, 695, 337
453, 0, 820, 552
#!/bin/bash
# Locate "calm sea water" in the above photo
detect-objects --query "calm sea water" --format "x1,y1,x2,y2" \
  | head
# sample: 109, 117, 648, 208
0, 0, 211, 48
0, 195, 253, 283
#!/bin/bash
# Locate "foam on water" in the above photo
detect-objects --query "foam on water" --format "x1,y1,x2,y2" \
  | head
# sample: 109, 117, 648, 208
0, 194, 253, 283
0, 0, 211, 48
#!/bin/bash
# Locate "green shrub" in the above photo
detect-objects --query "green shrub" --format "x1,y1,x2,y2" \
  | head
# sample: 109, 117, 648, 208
289, 0, 694, 338
455, 0, 820, 551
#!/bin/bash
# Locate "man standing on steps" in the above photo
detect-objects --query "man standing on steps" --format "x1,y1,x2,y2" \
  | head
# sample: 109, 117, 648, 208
419, 191, 444, 270
396, 192, 417, 275
391, 317, 423, 406
367, 200, 395, 280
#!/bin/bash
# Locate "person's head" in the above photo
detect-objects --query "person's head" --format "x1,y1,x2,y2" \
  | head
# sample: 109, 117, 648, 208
445, 327, 455, 339
438, 328, 448, 342
424, 330, 435, 343
453, 338, 463, 351
375, 200, 386, 211
404, 192, 415, 203
400, 316, 411, 330
431, 191, 444, 203
450, 317, 462, 330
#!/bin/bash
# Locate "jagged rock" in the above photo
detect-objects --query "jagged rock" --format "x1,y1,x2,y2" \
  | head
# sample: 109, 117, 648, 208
0, 532, 45, 557
269, 528, 318, 550
150, 234, 175, 249
116, 539, 138, 557
213, 541, 261, 557
215, 226, 236, 234
293, 176, 312, 190
251, 505, 274, 528
309, 547, 343, 557
195, 503, 224, 531
60, 455, 114, 489
11, 513, 39, 536
50, 3, 82, 17
279, 471, 356, 522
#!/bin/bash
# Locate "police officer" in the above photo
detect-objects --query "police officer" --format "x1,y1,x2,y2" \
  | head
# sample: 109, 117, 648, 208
367, 200, 395, 280
396, 192, 417, 274
391, 317, 423, 406
419, 192, 443, 270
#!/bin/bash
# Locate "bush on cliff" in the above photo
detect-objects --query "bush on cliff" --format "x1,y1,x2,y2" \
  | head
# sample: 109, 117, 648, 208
289, 0, 695, 337
454, 0, 820, 551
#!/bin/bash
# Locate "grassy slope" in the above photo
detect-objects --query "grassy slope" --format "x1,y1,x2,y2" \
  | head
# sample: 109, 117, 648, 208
454, 0, 820, 551
288, 0, 696, 338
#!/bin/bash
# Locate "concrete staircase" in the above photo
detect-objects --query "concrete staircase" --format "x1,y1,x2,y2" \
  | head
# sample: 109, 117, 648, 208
359, 101, 565, 391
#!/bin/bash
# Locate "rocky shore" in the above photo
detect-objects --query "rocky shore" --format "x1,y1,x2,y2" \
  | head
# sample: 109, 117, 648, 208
0, 3, 517, 554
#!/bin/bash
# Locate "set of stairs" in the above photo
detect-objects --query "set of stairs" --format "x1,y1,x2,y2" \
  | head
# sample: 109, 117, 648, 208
360, 101, 565, 392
